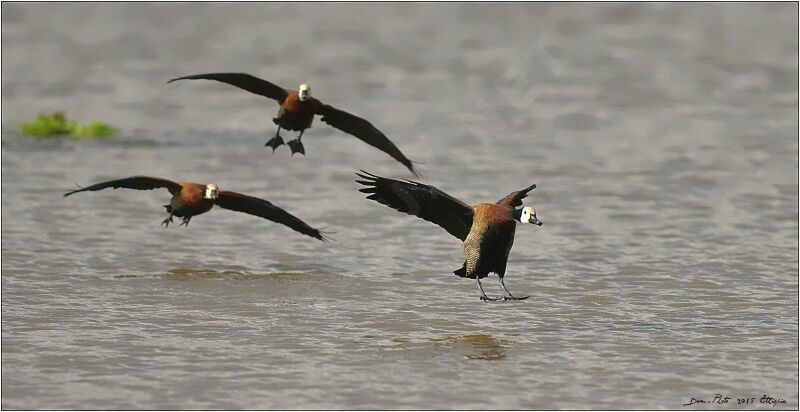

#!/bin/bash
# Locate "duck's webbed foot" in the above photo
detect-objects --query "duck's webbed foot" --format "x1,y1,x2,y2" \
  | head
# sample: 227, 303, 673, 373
265, 125, 285, 151
480, 295, 504, 302
286, 139, 305, 156
179, 217, 191, 227
265, 135, 285, 151
161, 215, 174, 228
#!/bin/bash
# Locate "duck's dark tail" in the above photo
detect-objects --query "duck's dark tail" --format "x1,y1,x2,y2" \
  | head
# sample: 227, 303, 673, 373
454, 262, 468, 278
163, 204, 172, 213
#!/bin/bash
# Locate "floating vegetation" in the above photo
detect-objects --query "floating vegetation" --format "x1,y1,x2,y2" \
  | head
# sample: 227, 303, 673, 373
20, 111, 115, 139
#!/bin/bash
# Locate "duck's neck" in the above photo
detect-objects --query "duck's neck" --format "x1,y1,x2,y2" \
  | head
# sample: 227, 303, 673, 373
511, 208, 522, 222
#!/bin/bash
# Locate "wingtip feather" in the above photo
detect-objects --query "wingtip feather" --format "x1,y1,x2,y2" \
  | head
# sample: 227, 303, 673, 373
64, 183, 84, 197
356, 170, 379, 179
317, 229, 335, 244
409, 164, 423, 179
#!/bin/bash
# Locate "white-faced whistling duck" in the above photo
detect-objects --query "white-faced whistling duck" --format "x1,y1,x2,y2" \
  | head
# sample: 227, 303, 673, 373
65, 176, 329, 242
168, 73, 419, 177
356, 171, 542, 301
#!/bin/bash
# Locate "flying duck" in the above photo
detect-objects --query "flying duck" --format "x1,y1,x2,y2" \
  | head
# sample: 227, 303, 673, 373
168, 73, 419, 176
356, 171, 542, 301
64, 176, 328, 242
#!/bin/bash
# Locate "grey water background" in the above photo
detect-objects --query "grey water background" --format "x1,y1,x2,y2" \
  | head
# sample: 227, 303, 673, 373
2, 2, 798, 409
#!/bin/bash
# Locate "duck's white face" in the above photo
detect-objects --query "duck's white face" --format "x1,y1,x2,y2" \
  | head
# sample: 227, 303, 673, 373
298, 84, 311, 101
204, 183, 219, 200
520, 206, 542, 225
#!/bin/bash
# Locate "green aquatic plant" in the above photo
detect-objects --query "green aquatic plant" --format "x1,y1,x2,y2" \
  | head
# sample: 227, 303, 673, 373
71, 121, 115, 138
20, 111, 115, 139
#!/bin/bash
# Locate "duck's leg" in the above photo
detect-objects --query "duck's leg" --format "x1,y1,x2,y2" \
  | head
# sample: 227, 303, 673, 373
477, 276, 502, 302
161, 213, 174, 228
179, 216, 192, 227
265, 126, 285, 151
499, 276, 529, 301
286, 129, 306, 156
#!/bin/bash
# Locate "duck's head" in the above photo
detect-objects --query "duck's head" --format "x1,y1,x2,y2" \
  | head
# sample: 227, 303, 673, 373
517, 206, 542, 226
298, 84, 311, 101
204, 183, 219, 200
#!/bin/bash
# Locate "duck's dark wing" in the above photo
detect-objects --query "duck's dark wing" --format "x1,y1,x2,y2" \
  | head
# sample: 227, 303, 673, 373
168, 72, 288, 103
215, 191, 327, 242
64, 176, 181, 197
496, 183, 537, 208
356, 171, 473, 241
318, 104, 419, 177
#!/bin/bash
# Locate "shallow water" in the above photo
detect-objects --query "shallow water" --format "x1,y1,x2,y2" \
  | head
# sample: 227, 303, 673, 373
2, 3, 798, 409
